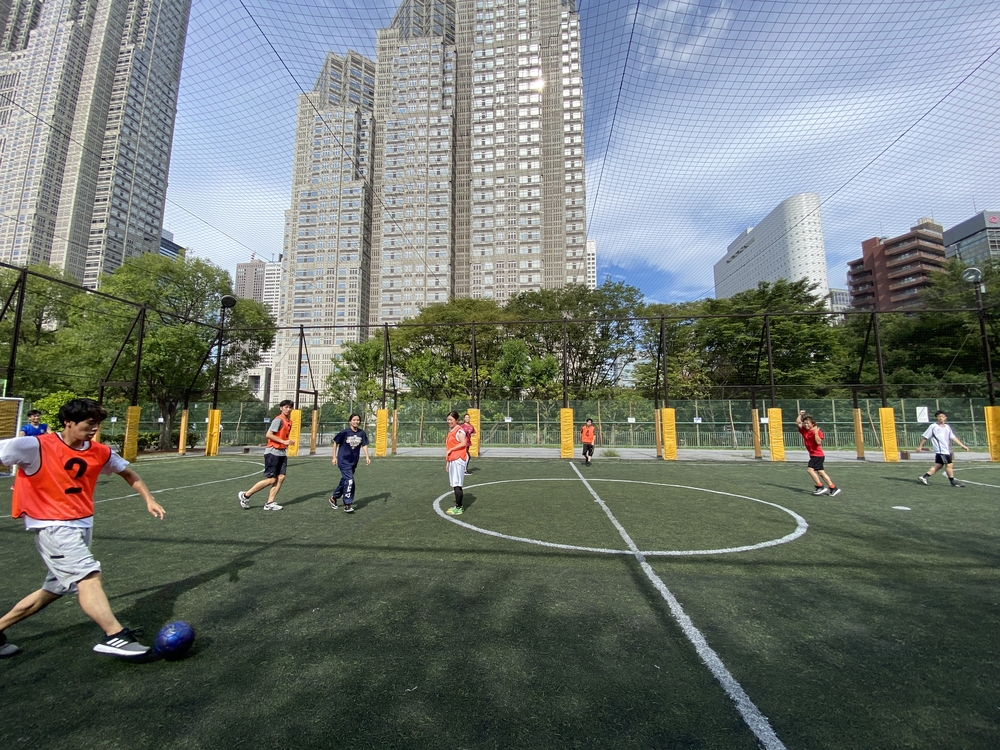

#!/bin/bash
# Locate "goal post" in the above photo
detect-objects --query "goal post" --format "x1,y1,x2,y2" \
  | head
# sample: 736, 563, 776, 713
0, 397, 24, 476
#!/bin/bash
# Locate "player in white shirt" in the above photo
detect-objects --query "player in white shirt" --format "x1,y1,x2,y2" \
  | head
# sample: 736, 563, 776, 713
916, 411, 969, 487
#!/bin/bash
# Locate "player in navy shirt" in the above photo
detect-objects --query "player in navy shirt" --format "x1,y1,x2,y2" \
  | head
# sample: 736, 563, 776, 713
330, 414, 371, 513
18, 410, 49, 437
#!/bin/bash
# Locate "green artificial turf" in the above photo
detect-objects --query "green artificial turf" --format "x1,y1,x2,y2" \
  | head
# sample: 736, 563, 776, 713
1, 455, 998, 749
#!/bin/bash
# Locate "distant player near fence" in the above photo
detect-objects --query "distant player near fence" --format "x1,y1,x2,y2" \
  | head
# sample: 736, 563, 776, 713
581, 418, 595, 466
444, 411, 468, 516
795, 410, 840, 497
917, 411, 969, 487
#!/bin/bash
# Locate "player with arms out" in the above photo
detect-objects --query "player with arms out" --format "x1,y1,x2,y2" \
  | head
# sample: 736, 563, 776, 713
330, 413, 371, 513
444, 411, 468, 516
581, 418, 595, 466
917, 410, 969, 487
239, 400, 295, 511
0, 398, 165, 660
795, 410, 841, 496
18, 409, 49, 437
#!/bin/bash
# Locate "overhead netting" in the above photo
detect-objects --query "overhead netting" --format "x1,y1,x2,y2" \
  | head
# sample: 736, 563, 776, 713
165, 0, 1000, 301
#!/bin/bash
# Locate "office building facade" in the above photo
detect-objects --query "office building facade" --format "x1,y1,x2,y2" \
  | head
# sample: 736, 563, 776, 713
0, 0, 191, 287
714, 193, 829, 300
847, 218, 945, 311
944, 211, 1000, 266
370, 0, 587, 324
271, 50, 377, 404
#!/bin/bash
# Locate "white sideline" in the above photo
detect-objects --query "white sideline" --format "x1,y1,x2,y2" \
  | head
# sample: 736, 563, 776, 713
569, 462, 787, 750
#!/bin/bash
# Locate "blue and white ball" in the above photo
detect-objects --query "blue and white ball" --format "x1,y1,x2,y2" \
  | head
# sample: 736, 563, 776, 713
154, 621, 195, 660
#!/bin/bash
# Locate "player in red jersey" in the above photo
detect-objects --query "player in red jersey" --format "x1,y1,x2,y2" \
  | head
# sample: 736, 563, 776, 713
796, 410, 840, 496
0, 398, 164, 660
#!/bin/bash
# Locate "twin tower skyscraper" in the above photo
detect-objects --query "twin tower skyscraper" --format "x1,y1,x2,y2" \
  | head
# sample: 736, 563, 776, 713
271, 0, 589, 400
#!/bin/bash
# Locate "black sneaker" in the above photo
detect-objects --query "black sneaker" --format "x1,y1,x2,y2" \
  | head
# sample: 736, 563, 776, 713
329, 496, 338, 509
0, 631, 20, 658
951, 481, 964, 488
344, 505, 354, 513
93, 628, 150, 658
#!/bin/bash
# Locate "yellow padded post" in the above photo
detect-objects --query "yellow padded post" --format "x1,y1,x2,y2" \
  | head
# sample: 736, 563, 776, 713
661, 407, 677, 460
287, 409, 302, 457
204, 408, 221, 457
879, 407, 899, 462
177, 409, 189, 455
983, 405, 1000, 462
767, 408, 785, 462
122, 406, 143, 461
375, 408, 389, 457
467, 408, 481, 457
560, 408, 574, 458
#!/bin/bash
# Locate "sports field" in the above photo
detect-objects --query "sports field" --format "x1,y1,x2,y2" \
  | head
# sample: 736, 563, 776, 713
1, 454, 999, 749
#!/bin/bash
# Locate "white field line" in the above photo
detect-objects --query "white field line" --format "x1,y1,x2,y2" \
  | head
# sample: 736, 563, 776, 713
956, 480, 1000, 489
433, 477, 806, 556
96, 458, 264, 503
570, 462, 786, 750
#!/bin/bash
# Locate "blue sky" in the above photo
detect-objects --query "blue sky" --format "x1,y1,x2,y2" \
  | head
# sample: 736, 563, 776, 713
164, 0, 1000, 302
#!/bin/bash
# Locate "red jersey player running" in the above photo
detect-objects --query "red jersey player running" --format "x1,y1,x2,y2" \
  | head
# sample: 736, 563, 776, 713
795, 410, 841, 496
0, 398, 165, 660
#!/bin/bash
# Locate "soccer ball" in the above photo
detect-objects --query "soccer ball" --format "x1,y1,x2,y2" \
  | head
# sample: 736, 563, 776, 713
153, 621, 195, 660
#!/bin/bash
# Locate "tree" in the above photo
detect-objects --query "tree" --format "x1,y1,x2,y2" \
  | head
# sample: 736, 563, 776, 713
56, 254, 275, 449
504, 281, 645, 398
324, 338, 385, 422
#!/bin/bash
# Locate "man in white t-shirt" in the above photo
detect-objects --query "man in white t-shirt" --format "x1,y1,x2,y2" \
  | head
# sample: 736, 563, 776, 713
916, 411, 969, 487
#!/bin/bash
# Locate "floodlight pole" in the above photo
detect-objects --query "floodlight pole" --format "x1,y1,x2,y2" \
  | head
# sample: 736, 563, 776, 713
659, 316, 669, 407
562, 318, 569, 409
471, 322, 478, 408
212, 295, 237, 410
129, 306, 146, 406
871, 311, 888, 407
973, 282, 996, 406
2, 268, 27, 396
764, 314, 776, 407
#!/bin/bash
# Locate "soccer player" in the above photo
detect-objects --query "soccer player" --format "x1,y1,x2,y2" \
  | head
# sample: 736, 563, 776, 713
18, 409, 49, 437
444, 411, 468, 516
330, 413, 371, 513
0, 398, 165, 660
917, 410, 969, 487
581, 418, 595, 466
795, 410, 840, 496
461, 413, 477, 470
238, 400, 295, 511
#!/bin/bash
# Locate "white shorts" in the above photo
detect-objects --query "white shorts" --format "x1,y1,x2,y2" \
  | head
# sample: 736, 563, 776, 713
447, 457, 467, 488
34, 526, 101, 596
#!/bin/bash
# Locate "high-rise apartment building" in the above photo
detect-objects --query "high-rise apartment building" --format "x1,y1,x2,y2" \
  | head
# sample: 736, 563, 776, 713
0, 0, 191, 287
584, 237, 596, 289
236, 257, 282, 405
944, 211, 1000, 266
235, 259, 267, 303
269, 0, 587, 404
370, 0, 587, 324
847, 218, 945, 311
271, 50, 377, 404
714, 193, 830, 300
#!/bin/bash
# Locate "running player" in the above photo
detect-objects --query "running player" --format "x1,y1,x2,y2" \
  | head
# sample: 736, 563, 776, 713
0, 398, 165, 659
581, 418, 595, 466
330, 413, 371, 513
238, 400, 295, 511
444, 411, 468, 516
917, 411, 969, 487
795, 410, 840, 496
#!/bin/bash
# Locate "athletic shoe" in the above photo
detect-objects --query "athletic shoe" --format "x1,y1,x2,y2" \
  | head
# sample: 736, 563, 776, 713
951, 481, 964, 488
812, 487, 830, 496
93, 628, 150, 658
344, 505, 354, 514
829, 488, 842, 497
918, 476, 929, 485
262, 502, 283, 511
446, 506, 464, 515
238, 491, 250, 509
329, 496, 338, 509
0, 632, 20, 658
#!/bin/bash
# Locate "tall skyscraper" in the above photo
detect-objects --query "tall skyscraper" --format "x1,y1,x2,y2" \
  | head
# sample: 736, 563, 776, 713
0, 0, 191, 287
370, 0, 587, 323
270, 0, 588, 403
271, 50, 377, 404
